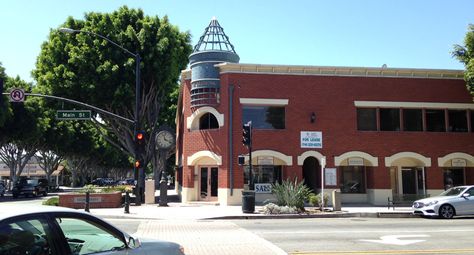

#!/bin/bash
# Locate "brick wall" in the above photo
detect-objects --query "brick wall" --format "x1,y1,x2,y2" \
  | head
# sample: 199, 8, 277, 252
179, 72, 474, 190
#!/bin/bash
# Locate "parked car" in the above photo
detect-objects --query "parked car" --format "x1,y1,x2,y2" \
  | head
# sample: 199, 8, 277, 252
119, 178, 136, 186
11, 178, 49, 198
0, 206, 185, 255
412, 185, 474, 219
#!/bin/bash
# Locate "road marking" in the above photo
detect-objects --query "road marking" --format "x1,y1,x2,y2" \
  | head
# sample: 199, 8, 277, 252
258, 228, 474, 235
360, 234, 429, 245
289, 248, 474, 254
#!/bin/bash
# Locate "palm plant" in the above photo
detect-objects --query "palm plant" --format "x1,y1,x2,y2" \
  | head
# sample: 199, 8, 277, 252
271, 177, 311, 210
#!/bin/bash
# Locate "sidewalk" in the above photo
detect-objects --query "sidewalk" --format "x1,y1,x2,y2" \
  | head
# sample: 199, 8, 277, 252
89, 201, 414, 221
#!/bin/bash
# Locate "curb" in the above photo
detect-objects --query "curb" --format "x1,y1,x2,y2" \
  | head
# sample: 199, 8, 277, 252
93, 211, 417, 220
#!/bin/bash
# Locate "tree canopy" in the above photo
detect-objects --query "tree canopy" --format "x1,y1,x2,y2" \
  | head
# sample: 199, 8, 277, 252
453, 24, 474, 100
33, 6, 192, 172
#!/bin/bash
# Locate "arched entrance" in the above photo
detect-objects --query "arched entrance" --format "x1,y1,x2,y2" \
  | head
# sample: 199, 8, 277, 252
303, 157, 320, 193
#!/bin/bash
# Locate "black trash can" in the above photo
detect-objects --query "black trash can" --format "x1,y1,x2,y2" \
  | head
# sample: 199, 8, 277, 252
242, 190, 255, 213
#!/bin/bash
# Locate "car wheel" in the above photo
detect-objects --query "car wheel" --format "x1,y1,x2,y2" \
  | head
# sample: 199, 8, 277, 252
439, 204, 455, 219
13, 194, 18, 198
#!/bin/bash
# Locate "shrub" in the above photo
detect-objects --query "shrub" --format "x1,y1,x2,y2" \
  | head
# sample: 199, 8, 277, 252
42, 197, 59, 206
309, 193, 329, 209
271, 177, 311, 210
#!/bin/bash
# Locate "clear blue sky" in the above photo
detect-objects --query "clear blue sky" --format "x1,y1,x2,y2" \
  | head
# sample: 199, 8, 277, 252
1, 0, 473, 83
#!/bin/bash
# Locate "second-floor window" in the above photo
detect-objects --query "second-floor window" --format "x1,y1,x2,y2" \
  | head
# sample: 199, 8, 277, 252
242, 106, 285, 129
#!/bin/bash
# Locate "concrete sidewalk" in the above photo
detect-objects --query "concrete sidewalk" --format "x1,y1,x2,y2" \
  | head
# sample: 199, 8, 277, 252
89, 201, 414, 221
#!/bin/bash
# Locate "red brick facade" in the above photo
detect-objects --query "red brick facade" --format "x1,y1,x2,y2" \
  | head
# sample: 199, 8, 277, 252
176, 63, 474, 205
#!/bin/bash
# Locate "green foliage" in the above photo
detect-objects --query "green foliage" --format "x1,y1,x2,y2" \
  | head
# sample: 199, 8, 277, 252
33, 6, 192, 165
79, 184, 131, 193
309, 193, 329, 209
452, 24, 474, 100
42, 197, 59, 206
271, 177, 312, 210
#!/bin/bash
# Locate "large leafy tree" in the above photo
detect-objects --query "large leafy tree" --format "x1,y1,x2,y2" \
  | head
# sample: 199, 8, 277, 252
33, 6, 192, 178
453, 24, 474, 100
0, 75, 42, 183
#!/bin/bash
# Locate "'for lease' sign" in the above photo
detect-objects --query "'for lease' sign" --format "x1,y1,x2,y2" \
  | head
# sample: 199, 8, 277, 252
301, 131, 323, 148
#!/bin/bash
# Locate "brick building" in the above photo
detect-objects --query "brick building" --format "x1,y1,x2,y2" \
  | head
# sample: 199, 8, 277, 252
176, 18, 474, 206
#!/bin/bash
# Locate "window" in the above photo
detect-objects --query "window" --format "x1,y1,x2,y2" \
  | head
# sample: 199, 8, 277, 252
244, 165, 282, 185
443, 168, 464, 190
0, 218, 54, 255
242, 106, 285, 129
403, 109, 423, 131
199, 112, 219, 130
448, 110, 468, 132
357, 108, 377, 131
340, 166, 366, 193
426, 109, 446, 132
380, 108, 400, 131
471, 111, 474, 132
56, 217, 125, 254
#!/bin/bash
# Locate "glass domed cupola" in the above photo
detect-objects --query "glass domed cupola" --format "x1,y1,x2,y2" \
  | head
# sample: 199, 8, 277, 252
189, 17, 240, 108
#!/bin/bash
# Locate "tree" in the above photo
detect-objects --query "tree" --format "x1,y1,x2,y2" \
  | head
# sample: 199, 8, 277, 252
0, 76, 42, 183
453, 24, 474, 100
33, 6, 192, 178
0, 62, 11, 127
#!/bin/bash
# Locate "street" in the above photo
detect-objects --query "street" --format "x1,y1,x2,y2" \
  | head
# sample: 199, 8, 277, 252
104, 217, 474, 255
2, 195, 474, 255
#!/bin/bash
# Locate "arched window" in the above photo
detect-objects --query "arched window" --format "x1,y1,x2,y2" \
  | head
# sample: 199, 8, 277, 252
199, 113, 219, 130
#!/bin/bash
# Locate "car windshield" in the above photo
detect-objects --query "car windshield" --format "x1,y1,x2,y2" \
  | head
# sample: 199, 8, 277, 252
26, 180, 38, 185
439, 187, 466, 196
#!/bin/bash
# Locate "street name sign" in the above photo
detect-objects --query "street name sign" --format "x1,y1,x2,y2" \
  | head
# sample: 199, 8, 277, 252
56, 110, 91, 120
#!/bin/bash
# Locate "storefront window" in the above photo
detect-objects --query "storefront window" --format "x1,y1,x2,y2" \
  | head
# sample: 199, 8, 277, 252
340, 166, 366, 193
443, 168, 465, 190
242, 106, 285, 129
244, 165, 282, 186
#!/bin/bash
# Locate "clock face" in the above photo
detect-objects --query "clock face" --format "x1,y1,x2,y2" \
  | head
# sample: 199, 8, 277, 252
156, 130, 174, 149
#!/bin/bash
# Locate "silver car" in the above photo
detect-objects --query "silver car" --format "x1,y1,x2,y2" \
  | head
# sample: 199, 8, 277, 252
0, 206, 185, 254
413, 185, 474, 219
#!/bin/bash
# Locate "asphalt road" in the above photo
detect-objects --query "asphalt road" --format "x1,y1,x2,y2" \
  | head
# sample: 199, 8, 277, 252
230, 217, 474, 255
104, 217, 474, 255
3, 194, 474, 255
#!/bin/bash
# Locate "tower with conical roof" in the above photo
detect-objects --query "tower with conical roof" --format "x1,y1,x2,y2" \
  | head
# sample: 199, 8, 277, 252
189, 17, 240, 108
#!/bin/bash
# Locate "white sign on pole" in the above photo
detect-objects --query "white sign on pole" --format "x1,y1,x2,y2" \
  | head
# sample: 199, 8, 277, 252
325, 168, 337, 186
300, 131, 322, 148
9, 88, 25, 102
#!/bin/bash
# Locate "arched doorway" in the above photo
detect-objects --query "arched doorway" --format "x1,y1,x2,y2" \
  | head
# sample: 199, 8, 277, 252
303, 157, 320, 193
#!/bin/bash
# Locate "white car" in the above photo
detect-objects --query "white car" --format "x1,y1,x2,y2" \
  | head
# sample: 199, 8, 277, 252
0, 206, 185, 254
412, 185, 474, 219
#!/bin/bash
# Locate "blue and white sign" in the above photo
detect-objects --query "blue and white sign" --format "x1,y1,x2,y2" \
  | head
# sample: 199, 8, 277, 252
301, 131, 323, 148
255, 183, 272, 193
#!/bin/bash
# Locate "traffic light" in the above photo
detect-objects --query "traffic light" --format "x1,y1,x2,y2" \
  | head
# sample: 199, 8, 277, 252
134, 159, 143, 169
135, 131, 146, 154
242, 122, 252, 147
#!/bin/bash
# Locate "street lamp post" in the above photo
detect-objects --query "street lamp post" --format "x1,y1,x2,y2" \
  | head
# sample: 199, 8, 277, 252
59, 28, 144, 205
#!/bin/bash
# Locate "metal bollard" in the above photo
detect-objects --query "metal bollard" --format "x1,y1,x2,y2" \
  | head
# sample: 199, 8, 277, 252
85, 192, 90, 212
124, 191, 130, 214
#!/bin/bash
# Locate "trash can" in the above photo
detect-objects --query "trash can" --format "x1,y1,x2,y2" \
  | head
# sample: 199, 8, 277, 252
242, 190, 255, 213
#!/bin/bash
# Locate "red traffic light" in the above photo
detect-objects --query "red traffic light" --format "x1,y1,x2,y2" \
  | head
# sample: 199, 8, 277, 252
134, 160, 141, 168
136, 132, 144, 140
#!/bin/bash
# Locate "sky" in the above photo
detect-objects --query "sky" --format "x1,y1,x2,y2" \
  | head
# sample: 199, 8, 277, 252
0, 0, 473, 83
